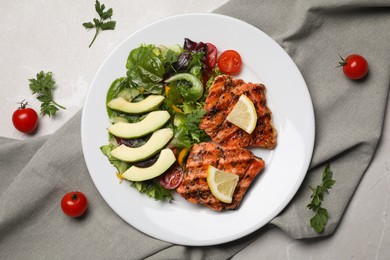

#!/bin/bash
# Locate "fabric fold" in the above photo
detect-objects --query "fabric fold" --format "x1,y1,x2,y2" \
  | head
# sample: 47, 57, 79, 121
215, 0, 390, 239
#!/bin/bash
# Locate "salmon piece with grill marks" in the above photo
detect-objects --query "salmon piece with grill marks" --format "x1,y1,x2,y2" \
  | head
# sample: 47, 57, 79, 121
200, 75, 277, 149
176, 142, 265, 211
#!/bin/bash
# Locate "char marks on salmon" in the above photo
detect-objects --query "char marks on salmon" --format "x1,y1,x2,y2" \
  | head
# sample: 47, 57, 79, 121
176, 142, 265, 211
200, 75, 277, 149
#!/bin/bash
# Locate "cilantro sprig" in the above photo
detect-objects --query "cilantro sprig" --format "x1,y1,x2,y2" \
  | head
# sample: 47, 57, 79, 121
83, 0, 116, 48
307, 164, 336, 233
29, 71, 66, 117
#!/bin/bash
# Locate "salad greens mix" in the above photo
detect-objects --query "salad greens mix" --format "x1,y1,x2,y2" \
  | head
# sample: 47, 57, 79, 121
101, 38, 221, 200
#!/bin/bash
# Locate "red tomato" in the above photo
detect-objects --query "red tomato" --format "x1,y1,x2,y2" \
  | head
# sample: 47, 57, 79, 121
340, 54, 368, 80
205, 43, 218, 70
218, 50, 242, 75
159, 163, 184, 190
61, 191, 88, 217
12, 101, 39, 133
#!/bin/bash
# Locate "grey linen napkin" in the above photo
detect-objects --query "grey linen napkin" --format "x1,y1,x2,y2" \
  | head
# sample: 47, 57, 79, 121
1, 0, 389, 259
215, 0, 390, 239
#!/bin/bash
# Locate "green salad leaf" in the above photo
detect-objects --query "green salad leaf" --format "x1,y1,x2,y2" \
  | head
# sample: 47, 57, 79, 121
132, 181, 173, 201
101, 40, 220, 201
105, 77, 143, 123
170, 109, 208, 149
126, 45, 165, 94
100, 143, 129, 174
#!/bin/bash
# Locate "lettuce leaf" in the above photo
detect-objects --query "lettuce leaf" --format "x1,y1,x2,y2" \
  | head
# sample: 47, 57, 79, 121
132, 180, 173, 201
101, 141, 172, 201
100, 143, 130, 174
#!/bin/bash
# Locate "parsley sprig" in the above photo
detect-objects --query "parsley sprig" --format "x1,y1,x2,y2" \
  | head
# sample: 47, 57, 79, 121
29, 71, 66, 117
83, 0, 116, 48
307, 164, 336, 233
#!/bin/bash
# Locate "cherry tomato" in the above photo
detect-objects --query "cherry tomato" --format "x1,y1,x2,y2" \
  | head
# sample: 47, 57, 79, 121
159, 163, 184, 190
12, 101, 39, 133
339, 54, 368, 80
61, 191, 88, 217
218, 50, 242, 75
205, 43, 218, 70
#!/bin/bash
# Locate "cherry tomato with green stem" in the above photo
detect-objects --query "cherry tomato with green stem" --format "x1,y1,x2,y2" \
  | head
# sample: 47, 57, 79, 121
61, 191, 88, 217
339, 54, 368, 80
12, 100, 39, 133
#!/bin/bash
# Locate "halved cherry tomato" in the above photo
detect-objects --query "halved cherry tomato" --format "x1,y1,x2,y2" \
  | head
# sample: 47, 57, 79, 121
218, 50, 242, 75
159, 163, 184, 190
205, 43, 218, 70
61, 191, 88, 218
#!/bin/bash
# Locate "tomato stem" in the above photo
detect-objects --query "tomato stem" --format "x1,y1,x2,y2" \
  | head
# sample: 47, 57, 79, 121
71, 192, 78, 201
337, 54, 346, 68
18, 99, 28, 109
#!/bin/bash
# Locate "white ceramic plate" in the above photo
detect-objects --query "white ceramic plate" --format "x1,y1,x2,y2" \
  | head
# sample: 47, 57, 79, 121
81, 13, 315, 246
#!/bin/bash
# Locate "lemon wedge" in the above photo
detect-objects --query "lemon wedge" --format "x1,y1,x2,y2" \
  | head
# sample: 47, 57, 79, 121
226, 94, 257, 134
207, 165, 239, 204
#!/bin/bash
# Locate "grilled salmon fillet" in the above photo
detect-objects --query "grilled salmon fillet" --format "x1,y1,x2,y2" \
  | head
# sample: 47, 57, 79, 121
176, 142, 265, 211
200, 75, 277, 149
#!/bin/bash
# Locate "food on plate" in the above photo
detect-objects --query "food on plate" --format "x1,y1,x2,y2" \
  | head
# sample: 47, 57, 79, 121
176, 142, 265, 211
218, 50, 242, 75
61, 191, 88, 218
338, 54, 368, 80
12, 100, 39, 134
165, 73, 203, 102
205, 43, 218, 70
107, 110, 170, 138
159, 163, 184, 190
226, 94, 258, 134
108, 95, 165, 114
110, 128, 173, 162
200, 75, 277, 149
207, 165, 239, 204
121, 148, 176, 182
101, 38, 277, 209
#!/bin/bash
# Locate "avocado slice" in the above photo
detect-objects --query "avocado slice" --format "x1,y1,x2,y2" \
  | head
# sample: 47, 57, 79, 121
108, 95, 165, 114
110, 128, 173, 162
108, 110, 170, 138
122, 148, 176, 182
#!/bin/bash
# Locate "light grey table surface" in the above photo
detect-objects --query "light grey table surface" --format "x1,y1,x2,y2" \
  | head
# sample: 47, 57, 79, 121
1, 1, 389, 259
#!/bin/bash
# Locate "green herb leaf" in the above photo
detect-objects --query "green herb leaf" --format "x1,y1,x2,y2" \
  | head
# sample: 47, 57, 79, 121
82, 22, 95, 29
310, 207, 329, 233
170, 109, 208, 149
83, 0, 116, 48
28, 71, 66, 117
307, 164, 335, 233
132, 180, 173, 201
101, 21, 116, 30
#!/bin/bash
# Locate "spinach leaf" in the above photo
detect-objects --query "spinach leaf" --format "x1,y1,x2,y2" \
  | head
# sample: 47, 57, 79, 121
126, 45, 165, 94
